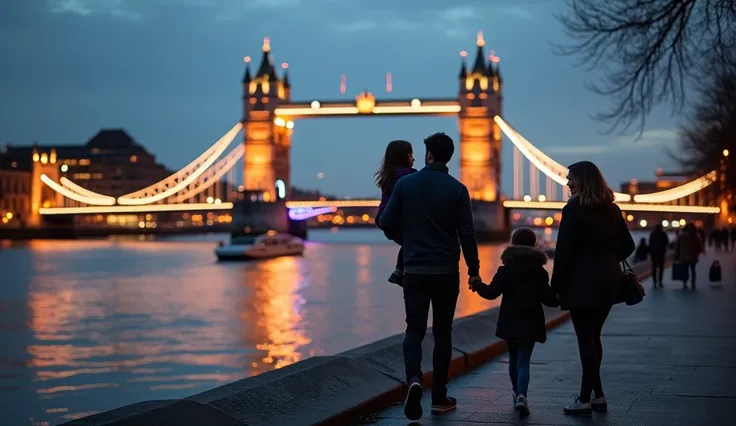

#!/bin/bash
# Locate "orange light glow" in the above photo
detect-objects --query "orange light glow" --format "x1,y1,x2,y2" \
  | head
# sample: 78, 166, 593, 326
244, 56, 251, 63
489, 49, 500, 63
460, 50, 467, 57
262, 37, 270, 52
503, 200, 720, 214
39, 203, 234, 215
386, 72, 392, 93
281, 62, 288, 69
340, 73, 346, 94
476, 31, 485, 47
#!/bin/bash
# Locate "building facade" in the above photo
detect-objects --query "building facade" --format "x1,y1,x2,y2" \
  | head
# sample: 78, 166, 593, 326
0, 154, 32, 226
1, 129, 172, 226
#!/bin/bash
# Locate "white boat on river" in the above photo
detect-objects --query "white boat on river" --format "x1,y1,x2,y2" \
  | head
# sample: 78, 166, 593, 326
215, 231, 305, 261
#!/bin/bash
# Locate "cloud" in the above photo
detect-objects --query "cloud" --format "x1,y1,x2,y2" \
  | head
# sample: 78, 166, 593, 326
546, 145, 606, 155
498, 5, 533, 20
333, 19, 378, 33
439, 6, 477, 22
49, 0, 141, 19
546, 129, 679, 156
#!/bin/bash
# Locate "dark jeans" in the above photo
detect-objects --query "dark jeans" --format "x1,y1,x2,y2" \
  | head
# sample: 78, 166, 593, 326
402, 272, 460, 402
684, 262, 697, 286
650, 255, 665, 284
506, 341, 535, 397
570, 305, 612, 403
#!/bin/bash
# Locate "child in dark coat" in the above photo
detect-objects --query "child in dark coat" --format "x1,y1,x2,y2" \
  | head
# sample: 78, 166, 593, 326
374, 140, 416, 286
470, 228, 559, 417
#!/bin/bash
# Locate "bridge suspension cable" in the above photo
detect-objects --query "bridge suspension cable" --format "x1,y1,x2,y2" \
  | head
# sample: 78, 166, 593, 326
60, 177, 116, 204
40, 175, 117, 206
632, 171, 718, 204
173, 144, 245, 203
117, 123, 242, 205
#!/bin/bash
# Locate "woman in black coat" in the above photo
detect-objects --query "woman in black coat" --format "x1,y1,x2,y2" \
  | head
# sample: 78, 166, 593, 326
551, 161, 635, 417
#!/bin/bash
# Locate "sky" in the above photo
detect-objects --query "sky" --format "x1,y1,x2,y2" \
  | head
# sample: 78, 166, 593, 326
0, 0, 684, 198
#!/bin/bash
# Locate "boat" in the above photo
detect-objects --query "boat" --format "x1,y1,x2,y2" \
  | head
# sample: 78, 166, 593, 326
215, 231, 305, 261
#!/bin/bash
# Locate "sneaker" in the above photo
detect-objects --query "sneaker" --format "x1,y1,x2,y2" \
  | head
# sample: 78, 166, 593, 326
403, 381, 423, 421
512, 393, 517, 406
515, 395, 530, 417
563, 396, 592, 417
591, 396, 607, 412
431, 396, 457, 414
388, 271, 403, 286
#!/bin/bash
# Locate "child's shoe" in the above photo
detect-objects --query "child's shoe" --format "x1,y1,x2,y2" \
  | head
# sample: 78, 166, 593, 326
515, 395, 530, 416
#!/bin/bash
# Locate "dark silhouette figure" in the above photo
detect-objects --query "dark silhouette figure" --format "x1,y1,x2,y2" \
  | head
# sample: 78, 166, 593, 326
551, 161, 635, 417
634, 238, 649, 262
648, 224, 669, 287
675, 223, 703, 290
470, 228, 559, 417
380, 132, 480, 421
374, 140, 416, 286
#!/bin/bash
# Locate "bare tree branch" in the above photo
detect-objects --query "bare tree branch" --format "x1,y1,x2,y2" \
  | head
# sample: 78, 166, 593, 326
555, 0, 736, 136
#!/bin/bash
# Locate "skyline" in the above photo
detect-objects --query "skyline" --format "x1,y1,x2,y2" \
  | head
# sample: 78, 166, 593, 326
1, 0, 687, 197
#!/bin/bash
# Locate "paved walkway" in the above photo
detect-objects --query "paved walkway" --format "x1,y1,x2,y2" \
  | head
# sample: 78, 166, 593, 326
369, 251, 736, 425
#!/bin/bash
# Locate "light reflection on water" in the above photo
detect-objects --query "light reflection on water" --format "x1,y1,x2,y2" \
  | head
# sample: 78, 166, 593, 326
1, 227, 658, 425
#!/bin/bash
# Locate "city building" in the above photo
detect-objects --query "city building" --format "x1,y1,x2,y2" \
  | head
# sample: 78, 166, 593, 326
3, 129, 171, 198
0, 154, 32, 226
1, 129, 172, 226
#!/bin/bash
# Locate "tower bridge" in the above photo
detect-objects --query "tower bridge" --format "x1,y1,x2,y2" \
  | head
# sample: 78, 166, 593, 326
20, 32, 725, 238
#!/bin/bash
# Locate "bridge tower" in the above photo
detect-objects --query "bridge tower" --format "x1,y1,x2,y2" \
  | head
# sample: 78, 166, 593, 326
242, 37, 292, 201
458, 31, 503, 202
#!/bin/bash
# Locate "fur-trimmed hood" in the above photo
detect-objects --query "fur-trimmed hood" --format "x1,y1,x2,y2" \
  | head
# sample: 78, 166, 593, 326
501, 245, 548, 266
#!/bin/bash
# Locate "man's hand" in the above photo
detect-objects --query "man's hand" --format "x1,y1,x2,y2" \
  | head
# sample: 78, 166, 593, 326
468, 275, 482, 292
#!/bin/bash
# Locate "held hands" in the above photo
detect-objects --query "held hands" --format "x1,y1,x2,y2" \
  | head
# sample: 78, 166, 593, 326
468, 275, 483, 292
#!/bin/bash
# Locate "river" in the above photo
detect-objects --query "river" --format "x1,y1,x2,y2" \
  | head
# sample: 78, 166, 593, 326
0, 228, 657, 425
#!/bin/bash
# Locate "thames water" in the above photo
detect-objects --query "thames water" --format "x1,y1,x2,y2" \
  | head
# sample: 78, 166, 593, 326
0, 228, 653, 425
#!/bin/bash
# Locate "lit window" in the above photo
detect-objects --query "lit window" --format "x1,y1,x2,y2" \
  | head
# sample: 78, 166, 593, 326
130, 155, 138, 163
79, 159, 91, 166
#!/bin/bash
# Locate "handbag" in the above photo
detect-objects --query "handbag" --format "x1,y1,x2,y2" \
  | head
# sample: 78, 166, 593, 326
621, 260, 645, 306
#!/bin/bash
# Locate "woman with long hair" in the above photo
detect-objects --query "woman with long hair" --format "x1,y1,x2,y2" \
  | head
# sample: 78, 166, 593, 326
551, 161, 635, 417
374, 140, 416, 285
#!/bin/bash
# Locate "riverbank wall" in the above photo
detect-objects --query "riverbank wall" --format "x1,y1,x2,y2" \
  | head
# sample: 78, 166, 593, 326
63, 259, 661, 426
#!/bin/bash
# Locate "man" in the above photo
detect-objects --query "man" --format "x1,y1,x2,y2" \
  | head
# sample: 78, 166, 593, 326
380, 132, 482, 421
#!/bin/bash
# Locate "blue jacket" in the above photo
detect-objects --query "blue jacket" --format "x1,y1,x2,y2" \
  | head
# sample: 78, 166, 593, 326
380, 163, 480, 276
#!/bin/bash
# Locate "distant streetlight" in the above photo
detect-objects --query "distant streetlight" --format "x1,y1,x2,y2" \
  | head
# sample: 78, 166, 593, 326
724, 149, 730, 157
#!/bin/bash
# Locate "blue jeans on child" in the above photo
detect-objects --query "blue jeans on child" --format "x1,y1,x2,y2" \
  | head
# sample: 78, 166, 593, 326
506, 341, 535, 397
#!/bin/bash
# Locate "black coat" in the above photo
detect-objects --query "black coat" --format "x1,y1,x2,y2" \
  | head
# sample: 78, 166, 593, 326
648, 229, 669, 259
475, 245, 559, 343
551, 199, 635, 310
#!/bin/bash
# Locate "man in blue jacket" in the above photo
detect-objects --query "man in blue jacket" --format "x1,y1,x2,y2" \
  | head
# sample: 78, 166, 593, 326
380, 132, 481, 421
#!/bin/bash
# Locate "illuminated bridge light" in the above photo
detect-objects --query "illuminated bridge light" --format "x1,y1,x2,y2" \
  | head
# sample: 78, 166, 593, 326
632, 171, 718, 203
502, 200, 720, 214
288, 206, 337, 221
40, 174, 116, 206
286, 200, 380, 209
39, 203, 234, 215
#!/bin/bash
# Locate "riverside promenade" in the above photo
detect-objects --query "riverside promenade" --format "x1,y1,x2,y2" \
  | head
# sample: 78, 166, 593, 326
369, 250, 736, 425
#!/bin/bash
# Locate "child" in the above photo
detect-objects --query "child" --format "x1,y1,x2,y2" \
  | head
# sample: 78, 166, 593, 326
374, 140, 416, 286
470, 228, 559, 417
